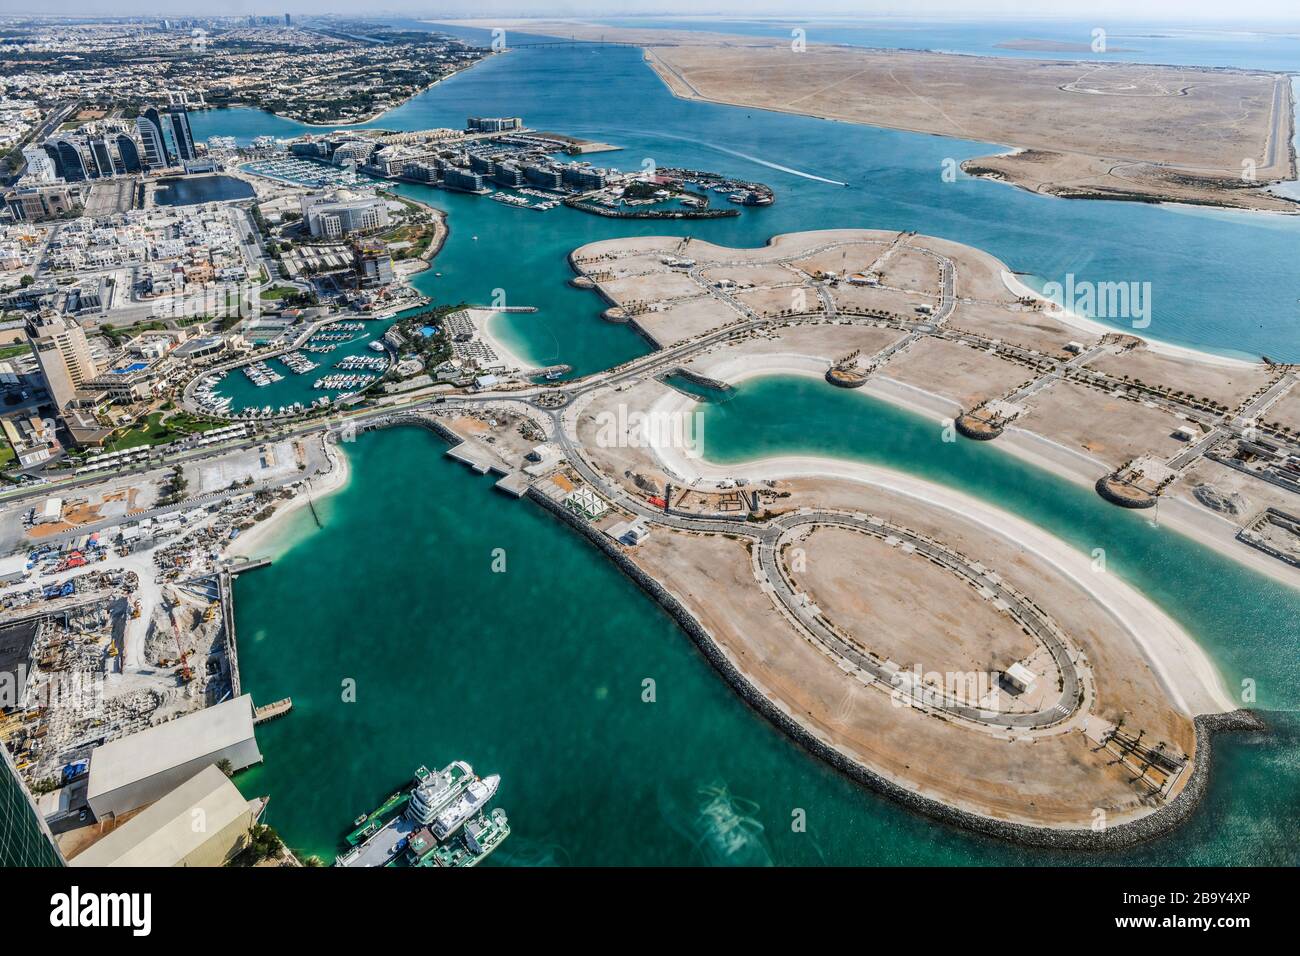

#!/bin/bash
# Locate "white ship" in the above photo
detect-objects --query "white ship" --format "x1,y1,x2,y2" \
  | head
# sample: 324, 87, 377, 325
407, 761, 474, 825
432, 774, 500, 840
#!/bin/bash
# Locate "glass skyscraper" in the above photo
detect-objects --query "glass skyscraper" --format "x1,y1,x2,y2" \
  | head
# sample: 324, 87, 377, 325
0, 745, 63, 867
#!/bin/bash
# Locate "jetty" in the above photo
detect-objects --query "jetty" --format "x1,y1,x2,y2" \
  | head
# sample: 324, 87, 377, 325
254, 698, 294, 725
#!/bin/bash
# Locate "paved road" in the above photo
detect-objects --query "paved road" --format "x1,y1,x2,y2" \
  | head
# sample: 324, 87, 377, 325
1165, 373, 1295, 472
1007, 343, 1107, 404
756, 511, 1079, 728
1239, 371, 1295, 424
547, 397, 1082, 730
1166, 427, 1228, 471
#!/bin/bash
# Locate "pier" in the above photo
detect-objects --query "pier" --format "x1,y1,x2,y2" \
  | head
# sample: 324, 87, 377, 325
227, 558, 272, 576
217, 558, 271, 699
254, 697, 294, 724
217, 570, 240, 697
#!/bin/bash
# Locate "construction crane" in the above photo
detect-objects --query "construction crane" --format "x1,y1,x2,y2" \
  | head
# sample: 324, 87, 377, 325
162, 589, 193, 684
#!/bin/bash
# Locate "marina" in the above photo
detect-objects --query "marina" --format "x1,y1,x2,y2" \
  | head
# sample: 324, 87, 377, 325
243, 362, 284, 387
278, 352, 319, 375
312, 373, 376, 390
242, 156, 378, 190
335, 355, 388, 372
71, 22, 1289, 868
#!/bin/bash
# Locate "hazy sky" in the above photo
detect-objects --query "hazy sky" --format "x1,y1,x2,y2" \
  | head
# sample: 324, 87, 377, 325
9, 1, 1300, 23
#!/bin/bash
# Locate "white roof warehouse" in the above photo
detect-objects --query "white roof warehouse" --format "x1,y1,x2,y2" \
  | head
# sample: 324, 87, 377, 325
85, 694, 262, 819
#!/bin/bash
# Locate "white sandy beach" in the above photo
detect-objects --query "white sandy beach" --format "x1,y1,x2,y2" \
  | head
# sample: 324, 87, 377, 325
681, 347, 1299, 588
1001, 271, 1263, 368
228, 434, 352, 561
644, 378, 1237, 717
464, 308, 543, 373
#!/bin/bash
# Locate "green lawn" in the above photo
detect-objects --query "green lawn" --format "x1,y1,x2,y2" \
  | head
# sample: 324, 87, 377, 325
259, 285, 298, 301
104, 412, 170, 451
0, 343, 30, 361
169, 413, 226, 435
104, 411, 223, 452
0, 437, 16, 471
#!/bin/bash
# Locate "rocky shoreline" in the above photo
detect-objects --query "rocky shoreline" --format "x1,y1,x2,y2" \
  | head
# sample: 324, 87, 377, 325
362, 413, 1261, 851
525, 480, 1264, 851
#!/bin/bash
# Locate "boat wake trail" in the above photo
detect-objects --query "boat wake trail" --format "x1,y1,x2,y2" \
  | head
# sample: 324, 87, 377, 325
591, 127, 849, 186
707, 145, 849, 186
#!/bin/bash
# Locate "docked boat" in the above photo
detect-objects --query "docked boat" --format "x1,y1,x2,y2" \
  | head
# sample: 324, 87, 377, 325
407, 808, 510, 867
432, 774, 500, 840
334, 761, 508, 868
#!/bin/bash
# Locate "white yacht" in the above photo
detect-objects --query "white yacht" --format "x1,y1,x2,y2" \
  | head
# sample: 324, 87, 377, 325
407, 761, 475, 825
432, 774, 500, 840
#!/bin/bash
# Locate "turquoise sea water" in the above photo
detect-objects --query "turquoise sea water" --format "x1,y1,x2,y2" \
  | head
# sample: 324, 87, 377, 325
233, 415, 1299, 866
194, 39, 1300, 365
217, 26, 1300, 865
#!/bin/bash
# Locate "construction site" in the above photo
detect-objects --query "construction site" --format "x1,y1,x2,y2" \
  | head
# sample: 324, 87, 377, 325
0, 443, 318, 857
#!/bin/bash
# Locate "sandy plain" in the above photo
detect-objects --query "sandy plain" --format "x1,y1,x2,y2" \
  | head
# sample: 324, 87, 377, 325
440, 18, 1296, 211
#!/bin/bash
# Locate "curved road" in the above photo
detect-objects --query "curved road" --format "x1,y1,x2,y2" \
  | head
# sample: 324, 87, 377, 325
549, 397, 1085, 730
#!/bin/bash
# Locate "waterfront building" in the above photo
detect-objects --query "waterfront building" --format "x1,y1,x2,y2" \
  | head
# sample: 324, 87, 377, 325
332, 140, 376, 167
25, 311, 98, 413
562, 165, 608, 190
136, 109, 171, 169
366, 144, 441, 177
165, 103, 197, 162
70, 765, 259, 867
84, 694, 262, 819
490, 163, 526, 188
442, 166, 486, 193
565, 486, 610, 520
468, 116, 522, 132
404, 161, 440, 183
290, 139, 332, 159
173, 334, 228, 362
524, 164, 563, 190
300, 188, 390, 238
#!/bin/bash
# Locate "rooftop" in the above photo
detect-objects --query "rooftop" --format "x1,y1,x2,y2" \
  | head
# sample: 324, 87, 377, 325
71, 764, 255, 867
86, 694, 257, 802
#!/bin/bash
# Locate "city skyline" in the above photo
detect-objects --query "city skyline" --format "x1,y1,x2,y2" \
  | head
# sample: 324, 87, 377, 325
11, 4, 1300, 24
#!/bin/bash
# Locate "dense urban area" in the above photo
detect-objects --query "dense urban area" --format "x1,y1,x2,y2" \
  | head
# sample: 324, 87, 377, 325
0, 11, 1297, 881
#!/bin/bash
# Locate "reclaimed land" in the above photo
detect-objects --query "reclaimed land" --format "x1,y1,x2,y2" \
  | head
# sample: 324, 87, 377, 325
440, 18, 1297, 212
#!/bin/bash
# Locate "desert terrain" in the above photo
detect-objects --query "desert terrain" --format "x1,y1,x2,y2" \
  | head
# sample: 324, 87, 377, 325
441, 18, 1296, 211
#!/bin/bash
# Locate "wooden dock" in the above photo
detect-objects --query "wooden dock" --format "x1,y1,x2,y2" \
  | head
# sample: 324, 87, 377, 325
254, 697, 293, 725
